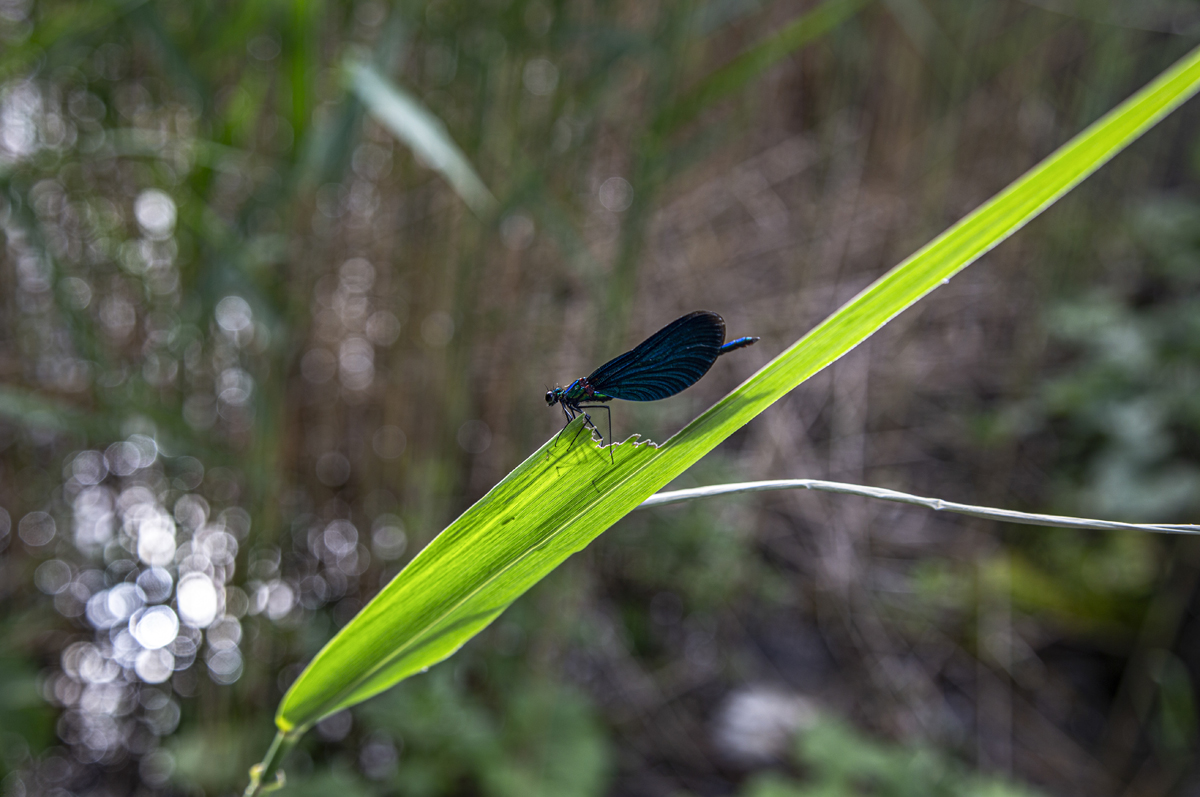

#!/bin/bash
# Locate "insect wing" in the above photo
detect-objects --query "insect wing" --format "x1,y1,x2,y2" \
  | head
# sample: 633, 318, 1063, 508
587, 311, 726, 401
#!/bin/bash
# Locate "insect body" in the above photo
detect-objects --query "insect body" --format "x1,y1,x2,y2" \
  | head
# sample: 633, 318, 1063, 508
545, 310, 758, 457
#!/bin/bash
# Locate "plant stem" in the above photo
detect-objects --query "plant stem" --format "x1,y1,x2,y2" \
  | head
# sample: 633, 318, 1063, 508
639, 479, 1200, 535
243, 729, 301, 797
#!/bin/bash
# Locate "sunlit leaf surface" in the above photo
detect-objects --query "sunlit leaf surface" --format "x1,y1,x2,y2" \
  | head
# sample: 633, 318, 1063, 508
276, 43, 1200, 734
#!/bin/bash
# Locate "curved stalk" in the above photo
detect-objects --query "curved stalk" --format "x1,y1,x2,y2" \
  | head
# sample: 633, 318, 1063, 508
243, 730, 301, 797
639, 479, 1200, 535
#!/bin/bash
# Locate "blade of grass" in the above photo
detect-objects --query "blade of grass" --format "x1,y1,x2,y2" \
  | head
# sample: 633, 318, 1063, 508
345, 60, 497, 218
653, 0, 873, 136
249, 41, 1200, 796
639, 479, 1200, 535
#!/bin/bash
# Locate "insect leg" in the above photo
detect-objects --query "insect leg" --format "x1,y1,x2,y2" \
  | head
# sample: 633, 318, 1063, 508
551, 405, 577, 450
567, 411, 597, 450
568, 403, 613, 465
548, 406, 579, 463
583, 404, 614, 464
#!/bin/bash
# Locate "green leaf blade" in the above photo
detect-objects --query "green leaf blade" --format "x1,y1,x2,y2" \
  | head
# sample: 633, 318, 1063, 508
275, 43, 1200, 735
345, 60, 497, 218
655, 0, 873, 136
276, 433, 663, 730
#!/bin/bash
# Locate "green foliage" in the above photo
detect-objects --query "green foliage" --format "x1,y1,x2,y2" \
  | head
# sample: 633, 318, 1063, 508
616, 497, 759, 612
169, 724, 278, 795
352, 666, 611, 797
347, 61, 497, 217
653, 0, 873, 136
0, 657, 54, 781
1152, 651, 1199, 760
275, 767, 374, 797
738, 716, 1045, 797
951, 191, 1200, 645
1039, 196, 1200, 523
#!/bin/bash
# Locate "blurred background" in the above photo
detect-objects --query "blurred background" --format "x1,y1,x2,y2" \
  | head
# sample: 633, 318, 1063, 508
2, 0, 1200, 795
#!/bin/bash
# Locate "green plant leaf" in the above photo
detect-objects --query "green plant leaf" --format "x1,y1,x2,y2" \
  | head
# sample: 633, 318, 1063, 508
345, 60, 497, 218
271, 42, 1200, 740
653, 0, 873, 137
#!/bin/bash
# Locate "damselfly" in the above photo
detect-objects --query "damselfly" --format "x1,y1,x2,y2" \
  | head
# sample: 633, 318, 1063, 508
546, 311, 758, 459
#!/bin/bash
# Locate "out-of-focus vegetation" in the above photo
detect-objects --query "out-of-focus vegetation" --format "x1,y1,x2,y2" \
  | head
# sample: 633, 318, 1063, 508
0, 0, 1198, 795
739, 713, 1045, 797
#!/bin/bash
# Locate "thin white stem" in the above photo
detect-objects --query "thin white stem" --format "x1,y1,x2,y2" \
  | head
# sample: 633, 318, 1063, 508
638, 479, 1200, 535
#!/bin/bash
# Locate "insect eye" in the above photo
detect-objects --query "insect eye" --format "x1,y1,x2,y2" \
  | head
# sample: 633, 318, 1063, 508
544, 391, 555, 405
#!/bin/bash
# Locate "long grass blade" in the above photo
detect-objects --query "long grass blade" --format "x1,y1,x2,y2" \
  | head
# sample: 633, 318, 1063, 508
345, 60, 497, 218
654, 0, 872, 136
267, 41, 1200, 748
